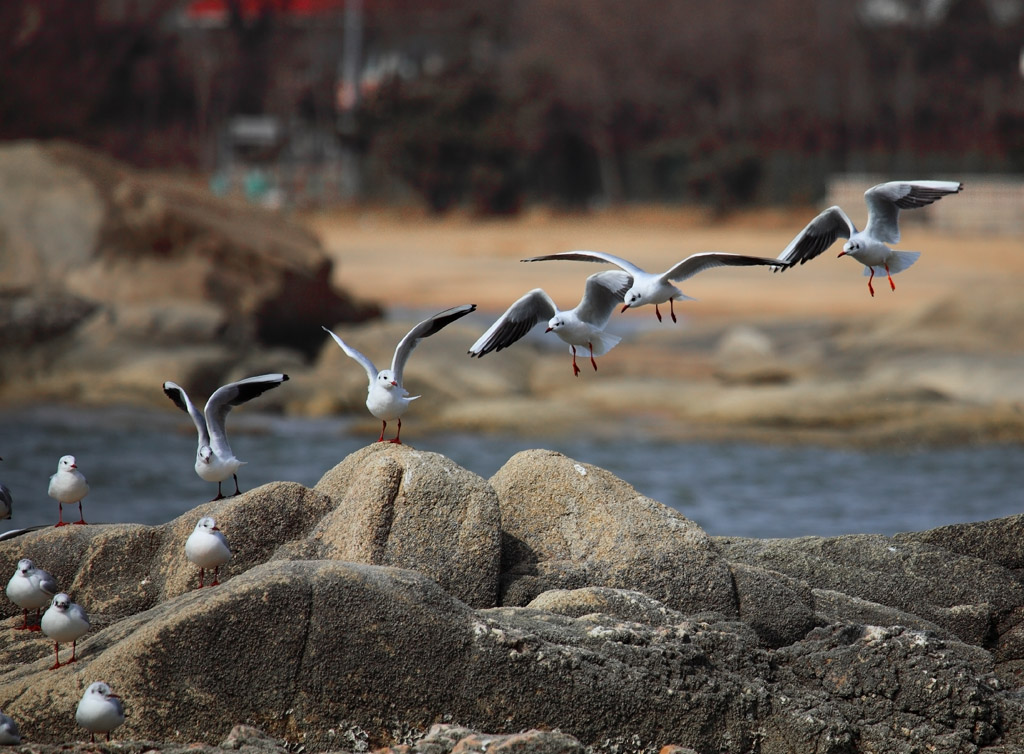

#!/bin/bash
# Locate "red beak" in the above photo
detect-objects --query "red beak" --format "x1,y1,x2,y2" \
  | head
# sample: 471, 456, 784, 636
211, 526, 220, 531
837, 251, 847, 258
544, 327, 553, 333
621, 304, 630, 313
390, 380, 398, 386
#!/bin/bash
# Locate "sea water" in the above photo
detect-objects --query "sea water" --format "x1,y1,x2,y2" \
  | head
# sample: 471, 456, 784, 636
0, 405, 1020, 539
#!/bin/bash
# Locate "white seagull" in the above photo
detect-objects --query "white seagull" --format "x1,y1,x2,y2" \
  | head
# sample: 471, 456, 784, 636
323, 304, 477, 444
468, 270, 631, 377
774, 180, 963, 296
40, 592, 90, 669
185, 516, 232, 589
6, 558, 59, 631
0, 710, 20, 745
522, 250, 785, 323
0, 457, 11, 521
48, 455, 89, 527
76, 682, 125, 743
163, 374, 290, 500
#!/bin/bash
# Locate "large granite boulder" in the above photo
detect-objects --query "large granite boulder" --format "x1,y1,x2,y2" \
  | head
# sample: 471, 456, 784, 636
0, 140, 378, 407
2, 446, 1024, 752
489, 449, 737, 616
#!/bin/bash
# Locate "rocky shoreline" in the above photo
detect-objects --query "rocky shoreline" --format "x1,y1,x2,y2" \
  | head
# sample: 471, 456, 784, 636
3, 443, 1024, 753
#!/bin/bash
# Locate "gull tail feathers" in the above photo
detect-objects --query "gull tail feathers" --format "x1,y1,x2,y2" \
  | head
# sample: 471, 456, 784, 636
862, 250, 921, 276
576, 332, 622, 357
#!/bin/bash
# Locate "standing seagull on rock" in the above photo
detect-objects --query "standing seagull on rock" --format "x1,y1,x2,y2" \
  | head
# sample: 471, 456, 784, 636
40, 592, 90, 669
522, 250, 785, 323
323, 304, 477, 444
185, 516, 232, 588
163, 374, 290, 501
469, 270, 631, 376
774, 180, 963, 296
0, 457, 12, 521
6, 558, 59, 631
48, 455, 89, 526
76, 682, 125, 743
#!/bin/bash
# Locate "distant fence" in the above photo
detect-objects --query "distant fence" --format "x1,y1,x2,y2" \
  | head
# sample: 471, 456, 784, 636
826, 175, 1024, 235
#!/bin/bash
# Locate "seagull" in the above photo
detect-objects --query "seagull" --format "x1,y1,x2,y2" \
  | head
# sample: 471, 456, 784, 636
40, 592, 90, 669
163, 374, 290, 501
323, 304, 477, 444
76, 682, 125, 743
522, 250, 785, 323
468, 270, 631, 376
5, 558, 59, 631
48, 455, 89, 527
774, 180, 963, 296
0, 457, 11, 521
185, 516, 232, 588
0, 710, 20, 745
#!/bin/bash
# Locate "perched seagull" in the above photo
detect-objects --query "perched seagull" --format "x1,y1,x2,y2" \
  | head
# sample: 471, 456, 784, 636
5, 558, 59, 631
468, 270, 631, 377
774, 180, 963, 296
0, 457, 11, 521
522, 250, 785, 323
185, 516, 232, 588
40, 592, 90, 669
0, 710, 20, 745
163, 374, 290, 501
48, 455, 89, 526
76, 682, 125, 743
323, 304, 477, 444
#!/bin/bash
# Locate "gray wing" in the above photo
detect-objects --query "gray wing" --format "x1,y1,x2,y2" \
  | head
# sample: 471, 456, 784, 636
162, 382, 210, 448
521, 250, 646, 276
468, 291, 556, 357
323, 326, 379, 385
662, 252, 786, 283
204, 374, 290, 460
69, 602, 90, 629
774, 206, 856, 269
576, 270, 633, 328
35, 567, 59, 598
392, 304, 477, 384
0, 483, 11, 519
863, 180, 963, 244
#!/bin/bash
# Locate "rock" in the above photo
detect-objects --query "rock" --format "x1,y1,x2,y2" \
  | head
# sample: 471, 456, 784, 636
526, 587, 686, 626
729, 563, 819, 648
715, 531, 1024, 645
312, 443, 502, 608
490, 450, 737, 616
0, 140, 378, 408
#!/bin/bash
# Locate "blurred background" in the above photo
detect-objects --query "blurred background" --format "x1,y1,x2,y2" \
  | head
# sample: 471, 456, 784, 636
1, 0, 1023, 537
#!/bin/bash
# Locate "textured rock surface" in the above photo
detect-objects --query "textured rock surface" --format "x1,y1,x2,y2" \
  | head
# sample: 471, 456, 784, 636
1, 447, 1023, 753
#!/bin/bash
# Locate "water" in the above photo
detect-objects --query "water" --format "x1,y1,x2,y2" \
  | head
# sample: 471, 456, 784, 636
1, 406, 1020, 539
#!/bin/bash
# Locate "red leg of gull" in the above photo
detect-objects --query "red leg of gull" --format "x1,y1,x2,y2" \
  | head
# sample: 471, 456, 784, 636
389, 418, 403, 445
67, 639, 78, 664
588, 344, 598, 371
654, 305, 663, 322
571, 346, 581, 377
55, 502, 68, 527
50, 643, 61, 670
867, 268, 876, 297
211, 482, 225, 502
211, 566, 220, 586
15, 609, 30, 631
377, 421, 387, 442
886, 264, 895, 291
670, 299, 678, 323
73, 501, 87, 525
231, 474, 242, 497
196, 568, 205, 589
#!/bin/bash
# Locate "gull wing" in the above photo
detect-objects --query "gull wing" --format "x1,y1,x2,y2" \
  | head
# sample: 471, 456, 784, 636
0, 483, 11, 518
521, 250, 646, 277
468, 291, 556, 357
661, 252, 785, 283
204, 374, 290, 460
864, 180, 963, 244
163, 381, 210, 448
323, 326, 379, 385
576, 270, 633, 328
775, 206, 856, 269
34, 566, 59, 597
392, 304, 476, 384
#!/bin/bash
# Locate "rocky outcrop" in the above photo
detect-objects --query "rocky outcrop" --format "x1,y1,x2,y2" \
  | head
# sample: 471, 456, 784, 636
0, 141, 378, 408
2, 445, 1024, 753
